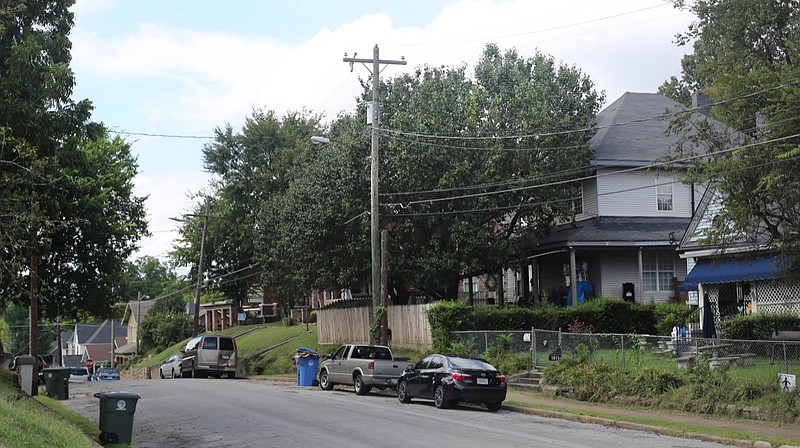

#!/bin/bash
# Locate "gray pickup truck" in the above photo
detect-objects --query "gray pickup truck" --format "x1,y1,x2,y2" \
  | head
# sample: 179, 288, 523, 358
318, 344, 413, 395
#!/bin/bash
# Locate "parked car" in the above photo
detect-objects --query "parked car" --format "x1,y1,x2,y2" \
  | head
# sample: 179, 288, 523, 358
92, 367, 120, 381
160, 354, 183, 379
397, 354, 507, 412
69, 367, 91, 382
8, 355, 48, 384
179, 335, 237, 379
318, 344, 413, 395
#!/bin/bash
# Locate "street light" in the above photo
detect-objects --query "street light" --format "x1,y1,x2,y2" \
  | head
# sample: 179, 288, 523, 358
311, 135, 382, 342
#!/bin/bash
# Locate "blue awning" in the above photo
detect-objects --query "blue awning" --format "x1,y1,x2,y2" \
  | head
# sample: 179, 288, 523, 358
680, 255, 787, 291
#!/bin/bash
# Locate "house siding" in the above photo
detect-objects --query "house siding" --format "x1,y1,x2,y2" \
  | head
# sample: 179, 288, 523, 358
596, 169, 693, 218
577, 177, 598, 220
597, 249, 686, 303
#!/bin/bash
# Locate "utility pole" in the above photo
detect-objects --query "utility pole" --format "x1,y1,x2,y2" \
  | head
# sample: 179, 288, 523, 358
56, 317, 62, 367
29, 198, 38, 396
343, 45, 406, 343
193, 196, 211, 337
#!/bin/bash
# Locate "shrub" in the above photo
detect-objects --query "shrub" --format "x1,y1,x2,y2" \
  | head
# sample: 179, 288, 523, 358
718, 313, 800, 340
652, 303, 696, 335
426, 301, 473, 352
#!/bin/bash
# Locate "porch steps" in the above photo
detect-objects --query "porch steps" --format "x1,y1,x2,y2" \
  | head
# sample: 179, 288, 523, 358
508, 369, 543, 392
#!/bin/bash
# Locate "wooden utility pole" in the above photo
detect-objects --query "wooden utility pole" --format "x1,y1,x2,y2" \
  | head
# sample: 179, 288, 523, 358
193, 196, 211, 337
29, 198, 39, 396
380, 229, 389, 345
343, 45, 406, 341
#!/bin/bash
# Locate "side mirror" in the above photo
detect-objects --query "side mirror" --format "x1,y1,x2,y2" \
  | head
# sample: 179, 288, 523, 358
326, 353, 334, 360
179, 347, 185, 353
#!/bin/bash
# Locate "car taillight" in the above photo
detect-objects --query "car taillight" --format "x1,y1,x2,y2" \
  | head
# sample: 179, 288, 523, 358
450, 371, 471, 381
368, 361, 375, 370
497, 374, 506, 383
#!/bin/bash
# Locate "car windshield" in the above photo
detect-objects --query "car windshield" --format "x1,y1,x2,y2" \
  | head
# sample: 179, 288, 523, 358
448, 357, 496, 371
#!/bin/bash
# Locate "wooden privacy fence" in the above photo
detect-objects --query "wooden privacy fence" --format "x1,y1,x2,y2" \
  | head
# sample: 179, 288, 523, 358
317, 304, 433, 349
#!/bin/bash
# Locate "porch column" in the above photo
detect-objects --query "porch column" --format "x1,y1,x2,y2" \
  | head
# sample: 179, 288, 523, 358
570, 248, 578, 306
637, 247, 644, 304
520, 262, 530, 307
532, 259, 540, 307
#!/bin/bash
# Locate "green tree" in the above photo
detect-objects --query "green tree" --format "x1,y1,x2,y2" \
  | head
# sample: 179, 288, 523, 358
338, 44, 602, 301
665, 0, 800, 267
172, 109, 322, 310
0, 0, 148, 319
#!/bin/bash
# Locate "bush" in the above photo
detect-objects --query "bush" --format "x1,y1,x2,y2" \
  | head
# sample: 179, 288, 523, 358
426, 301, 473, 352
652, 303, 696, 335
718, 313, 800, 340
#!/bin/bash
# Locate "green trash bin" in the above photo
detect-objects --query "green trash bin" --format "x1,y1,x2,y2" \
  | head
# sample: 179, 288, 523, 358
94, 391, 141, 446
42, 367, 71, 400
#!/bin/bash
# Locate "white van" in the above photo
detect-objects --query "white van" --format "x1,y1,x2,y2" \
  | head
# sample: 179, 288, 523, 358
179, 335, 237, 379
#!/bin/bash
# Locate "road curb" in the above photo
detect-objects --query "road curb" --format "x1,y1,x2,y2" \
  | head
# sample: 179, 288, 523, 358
503, 404, 757, 447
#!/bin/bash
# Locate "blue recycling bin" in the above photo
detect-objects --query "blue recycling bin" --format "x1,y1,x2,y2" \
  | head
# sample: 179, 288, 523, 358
295, 347, 320, 386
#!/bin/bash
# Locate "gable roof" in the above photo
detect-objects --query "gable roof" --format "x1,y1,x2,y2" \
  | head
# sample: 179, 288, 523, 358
83, 343, 113, 362
590, 92, 711, 167
123, 299, 156, 325
679, 184, 773, 257
74, 320, 127, 345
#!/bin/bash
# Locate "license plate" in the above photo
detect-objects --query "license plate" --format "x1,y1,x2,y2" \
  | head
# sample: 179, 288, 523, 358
221, 355, 229, 360
477, 378, 489, 385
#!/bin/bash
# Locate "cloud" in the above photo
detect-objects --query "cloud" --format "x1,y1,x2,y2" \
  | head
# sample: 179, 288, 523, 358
69, 0, 695, 261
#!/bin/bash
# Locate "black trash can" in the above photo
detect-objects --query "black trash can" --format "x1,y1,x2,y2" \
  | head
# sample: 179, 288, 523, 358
42, 367, 71, 400
94, 391, 141, 445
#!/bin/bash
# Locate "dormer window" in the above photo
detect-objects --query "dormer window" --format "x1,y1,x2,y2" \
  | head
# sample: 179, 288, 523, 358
656, 176, 673, 211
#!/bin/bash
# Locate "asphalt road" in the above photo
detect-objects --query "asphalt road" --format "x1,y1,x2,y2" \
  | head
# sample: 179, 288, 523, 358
63, 378, 735, 448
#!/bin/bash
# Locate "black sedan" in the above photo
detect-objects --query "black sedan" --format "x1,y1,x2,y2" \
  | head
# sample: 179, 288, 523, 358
397, 354, 506, 412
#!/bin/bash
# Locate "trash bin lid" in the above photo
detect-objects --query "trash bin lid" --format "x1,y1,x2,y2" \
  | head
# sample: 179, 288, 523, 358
295, 346, 320, 357
94, 390, 141, 400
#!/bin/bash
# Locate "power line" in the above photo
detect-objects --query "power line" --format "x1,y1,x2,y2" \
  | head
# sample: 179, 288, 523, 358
378, 78, 800, 141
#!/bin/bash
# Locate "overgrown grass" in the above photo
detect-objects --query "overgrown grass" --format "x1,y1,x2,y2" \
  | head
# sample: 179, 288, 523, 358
505, 399, 799, 448
0, 370, 98, 448
543, 345, 800, 422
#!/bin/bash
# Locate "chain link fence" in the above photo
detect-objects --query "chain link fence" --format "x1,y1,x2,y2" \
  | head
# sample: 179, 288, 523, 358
452, 329, 800, 378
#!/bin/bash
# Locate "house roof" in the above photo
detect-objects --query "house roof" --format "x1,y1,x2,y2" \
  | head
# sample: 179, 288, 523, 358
590, 92, 712, 167
74, 320, 127, 345
83, 343, 113, 362
123, 299, 156, 325
522, 216, 691, 253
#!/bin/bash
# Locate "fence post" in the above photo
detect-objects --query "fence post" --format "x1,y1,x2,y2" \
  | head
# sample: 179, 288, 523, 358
784, 341, 789, 374
621, 333, 625, 369
531, 327, 537, 370
484, 331, 489, 352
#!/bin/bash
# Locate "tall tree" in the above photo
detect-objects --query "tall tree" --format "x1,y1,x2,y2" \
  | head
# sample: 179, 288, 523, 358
665, 0, 800, 267
172, 110, 322, 310
275, 44, 603, 302
0, 1, 148, 319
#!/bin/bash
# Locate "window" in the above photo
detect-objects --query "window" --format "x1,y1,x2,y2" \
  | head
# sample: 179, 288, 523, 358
428, 356, 444, 369
572, 184, 584, 215
334, 346, 348, 360
643, 252, 675, 292
202, 336, 218, 350
462, 276, 478, 292
656, 177, 674, 211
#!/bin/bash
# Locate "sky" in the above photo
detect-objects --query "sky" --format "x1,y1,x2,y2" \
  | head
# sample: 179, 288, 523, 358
68, 0, 696, 262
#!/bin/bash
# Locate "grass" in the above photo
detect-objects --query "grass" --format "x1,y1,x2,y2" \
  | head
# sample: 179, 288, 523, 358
0, 370, 99, 448
504, 398, 800, 447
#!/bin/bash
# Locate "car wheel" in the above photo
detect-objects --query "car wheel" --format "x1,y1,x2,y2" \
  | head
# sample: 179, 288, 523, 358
434, 385, 450, 409
486, 402, 502, 412
319, 370, 334, 390
160, 369, 165, 379
354, 374, 371, 395
397, 380, 411, 403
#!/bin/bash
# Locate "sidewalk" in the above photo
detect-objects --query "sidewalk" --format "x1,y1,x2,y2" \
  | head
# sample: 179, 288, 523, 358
505, 386, 800, 447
